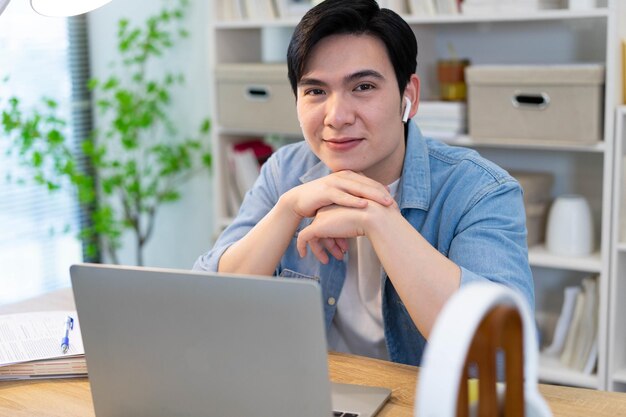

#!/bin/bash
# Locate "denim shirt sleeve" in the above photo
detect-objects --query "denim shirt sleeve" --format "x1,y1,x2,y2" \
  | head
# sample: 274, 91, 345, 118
450, 178, 534, 311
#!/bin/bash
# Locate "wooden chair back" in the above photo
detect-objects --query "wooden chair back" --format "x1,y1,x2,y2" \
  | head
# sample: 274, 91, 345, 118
456, 305, 524, 417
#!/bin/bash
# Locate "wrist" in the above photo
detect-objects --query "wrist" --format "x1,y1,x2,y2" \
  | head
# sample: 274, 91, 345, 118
277, 191, 305, 224
363, 200, 394, 239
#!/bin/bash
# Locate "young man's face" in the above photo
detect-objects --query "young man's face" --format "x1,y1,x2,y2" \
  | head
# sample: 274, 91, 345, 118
296, 34, 417, 185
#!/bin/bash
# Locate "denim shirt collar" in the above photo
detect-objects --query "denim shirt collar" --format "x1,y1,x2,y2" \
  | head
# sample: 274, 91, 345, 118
297, 120, 431, 212
299, 157, 330, 184
398, 121, 431, 211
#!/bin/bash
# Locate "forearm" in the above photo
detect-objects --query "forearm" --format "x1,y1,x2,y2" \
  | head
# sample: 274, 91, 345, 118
218, 194, 302, 276
365, 207, 460, 339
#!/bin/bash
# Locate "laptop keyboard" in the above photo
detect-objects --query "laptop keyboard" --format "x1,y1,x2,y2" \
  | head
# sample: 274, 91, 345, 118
333, 412, 359, 417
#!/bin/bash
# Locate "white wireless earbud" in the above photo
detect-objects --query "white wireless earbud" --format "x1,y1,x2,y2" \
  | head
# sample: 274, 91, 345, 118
402, 96, 412, 123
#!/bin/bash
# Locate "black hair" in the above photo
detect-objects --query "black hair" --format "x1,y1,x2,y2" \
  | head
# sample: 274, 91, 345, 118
286, 0, 418, 97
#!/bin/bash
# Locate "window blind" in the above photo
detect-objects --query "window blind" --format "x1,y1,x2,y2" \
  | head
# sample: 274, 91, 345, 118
0, 2, 94, 304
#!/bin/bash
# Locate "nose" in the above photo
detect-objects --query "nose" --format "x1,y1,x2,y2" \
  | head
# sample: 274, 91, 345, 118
323, 93, 355, 129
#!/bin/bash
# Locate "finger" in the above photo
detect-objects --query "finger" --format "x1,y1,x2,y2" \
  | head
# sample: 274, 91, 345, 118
328, 189, 369, 209
321, 238, 344, 261
332, 171, 394, 206
335, 237, 349, 253
298, 229, 331, 264
297, 234, 308, 258
296, 229, 328, 264
308, 238, 329, 264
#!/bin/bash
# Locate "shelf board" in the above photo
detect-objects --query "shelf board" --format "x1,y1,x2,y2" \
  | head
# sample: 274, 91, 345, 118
215, 8, 609, 29
528, 245, 602, 272
439, 135, 606, 153
217, 128, 605, 153
539, 354, 598, 389
403, 8, 609, 24
612, 368, 626, 384
215, 17, 302, 29
217, 126, 303, 139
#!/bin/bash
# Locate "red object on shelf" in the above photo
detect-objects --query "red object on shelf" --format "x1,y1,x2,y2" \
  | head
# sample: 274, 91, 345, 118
233, 139, 274, 165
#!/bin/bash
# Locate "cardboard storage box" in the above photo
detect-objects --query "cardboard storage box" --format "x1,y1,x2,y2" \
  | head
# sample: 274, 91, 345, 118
466, 65, 604, 143
216, 63, 301, 135
509, 171, 554, 246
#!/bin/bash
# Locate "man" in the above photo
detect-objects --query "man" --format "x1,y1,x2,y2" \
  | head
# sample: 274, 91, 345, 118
194, 0, 532, 365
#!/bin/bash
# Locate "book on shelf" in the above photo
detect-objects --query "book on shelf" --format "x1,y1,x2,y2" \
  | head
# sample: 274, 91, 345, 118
0, 310, 87, 380
558, 289, 585, 368
434, 0, 460, 14
461, 0, 562, 15
217, 0, 244, 21
565, 277, 598, 372
407, 0, 436, 16
275, 0, 314, 18
378, 0, 410, 15
541, 276, 598, 374
621, 155, 626, 242
229, 147, 260, 201
542, 285, 580, 357
241, 0, 277, 20
226, 139, 274, 215
622, 38, 626, 104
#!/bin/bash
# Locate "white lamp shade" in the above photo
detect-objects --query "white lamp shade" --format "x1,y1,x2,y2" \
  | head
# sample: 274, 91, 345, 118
0, 0, 10, 15
416, 282, 553, 417
30, 0, 112, 16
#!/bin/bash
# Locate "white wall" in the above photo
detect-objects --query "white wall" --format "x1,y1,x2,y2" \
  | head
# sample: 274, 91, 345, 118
87, 0, 214, 269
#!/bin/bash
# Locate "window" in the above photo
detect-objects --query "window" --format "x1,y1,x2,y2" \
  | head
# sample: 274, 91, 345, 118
0, 2, 93, 304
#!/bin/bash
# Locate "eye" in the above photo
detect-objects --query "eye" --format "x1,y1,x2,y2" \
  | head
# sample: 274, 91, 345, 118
304, 88, 325, 96
354, 83, 375, 92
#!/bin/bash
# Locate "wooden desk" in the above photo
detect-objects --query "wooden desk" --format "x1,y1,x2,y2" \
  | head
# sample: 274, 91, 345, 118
2, 290, 626, 417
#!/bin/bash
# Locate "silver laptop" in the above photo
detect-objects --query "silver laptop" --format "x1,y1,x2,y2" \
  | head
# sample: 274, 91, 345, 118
70, 263, 391, 417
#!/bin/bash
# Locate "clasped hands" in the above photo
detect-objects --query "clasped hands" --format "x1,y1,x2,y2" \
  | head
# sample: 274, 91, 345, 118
283, 170, 399, 264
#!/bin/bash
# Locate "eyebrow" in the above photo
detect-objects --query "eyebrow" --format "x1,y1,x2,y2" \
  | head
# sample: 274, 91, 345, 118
298, 69, 385, 88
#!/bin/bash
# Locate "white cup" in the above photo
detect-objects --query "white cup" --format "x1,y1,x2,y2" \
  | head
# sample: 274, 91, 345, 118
545, 194, 594, 256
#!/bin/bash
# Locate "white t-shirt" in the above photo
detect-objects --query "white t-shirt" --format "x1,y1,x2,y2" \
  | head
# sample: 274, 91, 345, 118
327, 179, 400, 361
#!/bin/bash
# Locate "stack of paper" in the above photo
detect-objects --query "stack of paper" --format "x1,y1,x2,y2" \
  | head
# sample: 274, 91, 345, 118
415, 101, 467, 139
0, 310, 87, 380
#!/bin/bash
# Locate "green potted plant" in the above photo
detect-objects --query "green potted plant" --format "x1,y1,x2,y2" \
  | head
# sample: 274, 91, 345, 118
1, 0, 211, 266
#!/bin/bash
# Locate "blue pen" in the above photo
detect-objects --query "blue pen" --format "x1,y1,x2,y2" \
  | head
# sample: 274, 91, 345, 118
61, 316, 74, 354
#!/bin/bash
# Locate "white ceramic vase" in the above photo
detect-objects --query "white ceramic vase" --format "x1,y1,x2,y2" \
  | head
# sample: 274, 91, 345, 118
545, 194, 594, 256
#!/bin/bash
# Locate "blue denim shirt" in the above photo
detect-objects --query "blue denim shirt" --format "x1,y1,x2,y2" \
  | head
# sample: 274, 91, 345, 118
193, 120, 533, 366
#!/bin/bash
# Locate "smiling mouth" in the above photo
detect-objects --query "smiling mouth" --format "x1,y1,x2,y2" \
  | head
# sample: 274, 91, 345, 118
324, 137, 363, 144
323, 138, 364, 152
323, 138, 363, 151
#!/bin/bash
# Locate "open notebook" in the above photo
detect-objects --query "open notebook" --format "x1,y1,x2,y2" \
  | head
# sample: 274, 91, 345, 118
0, 310, 86, 380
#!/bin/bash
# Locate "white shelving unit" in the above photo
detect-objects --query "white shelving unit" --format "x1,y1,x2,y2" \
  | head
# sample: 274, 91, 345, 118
210, 1, 622, 390
609, 106, 626, 392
